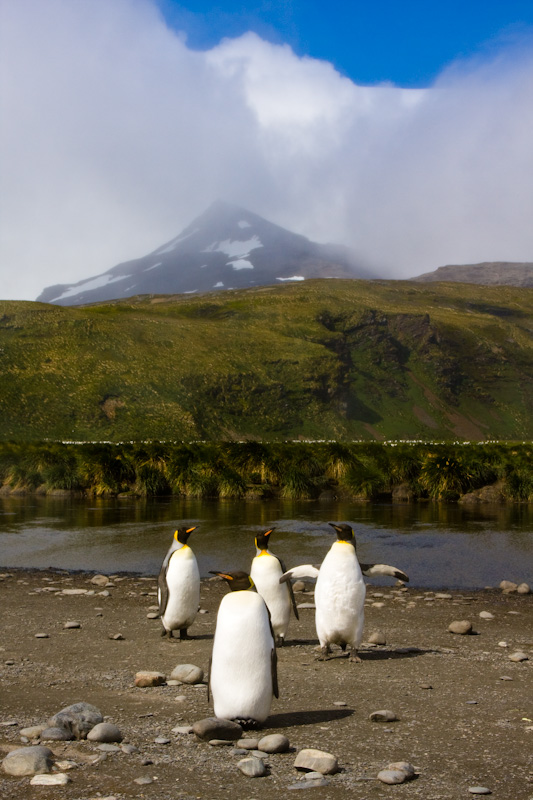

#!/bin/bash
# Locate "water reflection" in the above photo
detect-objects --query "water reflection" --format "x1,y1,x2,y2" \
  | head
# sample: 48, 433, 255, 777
0, 495, 532, 590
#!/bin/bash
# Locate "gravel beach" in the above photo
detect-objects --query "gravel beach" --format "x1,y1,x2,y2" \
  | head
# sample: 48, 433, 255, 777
1, 569, 532, 799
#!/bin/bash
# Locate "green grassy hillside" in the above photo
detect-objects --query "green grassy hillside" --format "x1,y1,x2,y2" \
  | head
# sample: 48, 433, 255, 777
1, 279, 532, 442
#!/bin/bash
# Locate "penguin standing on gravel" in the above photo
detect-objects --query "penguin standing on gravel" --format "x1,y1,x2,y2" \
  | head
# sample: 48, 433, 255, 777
250, 528, 299, 646
280, 522, 409, 662
208, 571, 278, 728
158, 526, 199, 640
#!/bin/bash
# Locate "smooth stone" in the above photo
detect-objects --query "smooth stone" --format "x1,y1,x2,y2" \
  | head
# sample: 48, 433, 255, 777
30, 773, 70, 785
134, 671, 166, 687
91, 574, 109, 586
172, 726, 193, 734
294, 748, 338, 775
499, 580, 518, 593
231, 748, 249, 755
292, 581, 306, 592
288, 777, 330, 789
333, 701, 347, 707
170, 664, 204, 684
420, 683, 433, 690
498, 641, 508, 647
257, 734, 290, 753
134, 776, 153, 785
237, 738, 260, 750
97, 744, 121, 752
388, 761, 415, 777
63, 620, 81, 629
435, 593, 452, 599
237, 757, 268, 777
41, 726, 74, 741
110, 633, 124, 640
154, 736, 171, 744
377, 769, 407, 785
250, 750, 269, 759
87, 723, 123, 743
209, 739, 235, 746
369, 709, 398, 722
468, 787, 492, 795
367, 630, 386, 645
35, 633, 49, 639
500, 676, 513, 681
48, 702, 103, 739
61, 588, 87, 595
121, 744, 138, 754
508, 651, 528, 662
479, 611, 494, 620
192, 717, 243, 742
448, 620, 473, 635
297, 603, 316, 609
20, 725, 47, 738
517, 582, 531, 594
146, 612, 159, 619
2, 746, 54, 776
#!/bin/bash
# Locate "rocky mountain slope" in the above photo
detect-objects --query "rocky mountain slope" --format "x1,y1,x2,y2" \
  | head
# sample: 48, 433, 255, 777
412, 262, 533, 287
37, 201, 373, 306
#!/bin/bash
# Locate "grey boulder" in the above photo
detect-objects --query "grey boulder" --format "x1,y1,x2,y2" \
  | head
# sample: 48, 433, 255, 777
294, 748, 338, 774
192, 717, 243, 742
2, 746, 54, 776
48, 702, 103, 739
87, 723, 123, 743
170, 664, 204, 684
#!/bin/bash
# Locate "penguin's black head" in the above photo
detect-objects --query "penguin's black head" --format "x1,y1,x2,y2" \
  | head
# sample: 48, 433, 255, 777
328, 522, 356, 548
209, 570, 255, 592
255, 528, 275, 553
174, 526, 197, 545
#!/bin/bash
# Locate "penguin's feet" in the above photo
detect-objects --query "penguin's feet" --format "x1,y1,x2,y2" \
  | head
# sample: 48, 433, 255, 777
316, 645, 331, 661
276, 635, 284, 647
233, 718, 260, 730
179, 628, 190, 640
349, 648, 362, 663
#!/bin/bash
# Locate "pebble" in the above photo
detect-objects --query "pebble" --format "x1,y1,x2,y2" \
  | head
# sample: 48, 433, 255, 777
499, 676, 513, 681
237, 757, 268, 777
134, 776, 154, 785
134, 671, 166, 687
87, 723, 123, 743
288, 776, 330, 789
20, 725, 47, 738
99, 590, 111, 597
91, 574, 109, 586
294, 748, 338, 775
435, 593, 452, 599
377, 768, 408, 785
369, 709, 398, 722
420, 683, 433, 690
448, 620, 473, 635
257, 733, 290, 753
170, 664, 204, 684
121, 744, 138, 754
172, 725, 193, 734
468, 787, 492, 795
333, 701, 347, 707
499, 580, 518, 593
367, 630, 386, 645
61, 588, 88, 595
1, 745, 54, 776
192, 717, 243, 742
388, 761, 415, 777
154, 736, 171, 744
97, 744, 121, 752
508, 651, 528, 662
35, 633, 49, 639
30, 773, 70, 785
209, 738, 234, 746
237, 738, 260, 750
110, 633, 124, 640
292, 580, 306, 592
517, 582, 531, 594
297, 603, 316, 609
479, 611, 494, 620
174, 695, 187, 704
146, 612, 159, 619
498, 641, 508, 647
372, 602, 385, 608
63, 620, 81, 629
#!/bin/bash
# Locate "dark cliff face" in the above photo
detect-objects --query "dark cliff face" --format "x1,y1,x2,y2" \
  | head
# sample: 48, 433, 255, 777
36, 201, 373, 306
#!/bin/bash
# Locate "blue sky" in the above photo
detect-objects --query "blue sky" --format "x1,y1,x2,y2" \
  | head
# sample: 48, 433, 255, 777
1, 0, 532, 300
158, 0, 533, 86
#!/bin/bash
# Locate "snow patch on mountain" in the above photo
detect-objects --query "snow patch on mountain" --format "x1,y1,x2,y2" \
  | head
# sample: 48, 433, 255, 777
276, 275, 305, 281
51, 273, 129, 302
230, 259, 254, 270
144, 262, 162, 272
202, 236, 263, 259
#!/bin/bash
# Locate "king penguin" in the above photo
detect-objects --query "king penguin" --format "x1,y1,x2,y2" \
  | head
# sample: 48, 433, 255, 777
280, 522, 409, 661
208, 570, 279, 729
158, 526, 199, 640
250, 528, 299, 646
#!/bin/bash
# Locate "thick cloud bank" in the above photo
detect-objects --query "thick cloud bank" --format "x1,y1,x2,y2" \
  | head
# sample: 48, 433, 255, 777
1, 0, 532, 300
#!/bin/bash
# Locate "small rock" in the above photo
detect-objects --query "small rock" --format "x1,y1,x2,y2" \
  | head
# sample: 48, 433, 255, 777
292, 580, 306, 592
448, 620, 473, 635
517, 582, 531, 594
49, 702, 103, 739
498, 641, 508, 647
172, 725, 193, 734
372, 602, 385, 608
134, 671, 166, 687
154, 736, 171, 744
134, 776, 153, 785
435, 593, 452, 599
377, 769, 407, 785
479, 611, 494, 620
20, 725, 47, 738
468, 787, 492, 795
2, 746, 54, 776
63, 620, 81, 629
170, 664, 204, 684
508, 651, 528, 662
41, 726, 74, 741
288, 776, 330, 789
121, 743, 138, 754
209, 739, 234, 746
420, 683, 433, 690
237, 738, 260, 750
367, 630, 386, 645
388, 761, 415, 777
257, 734, 290, 753
294, 748, 338, 774
30, 773, 70, 785
333, 701, 347, 707
237, 757, 268, 777
147, 612, 159, 619
87, 723, 123, 743
174, 695, 187, 704
297, 603, 316, 609
499, 580, 518, 593
99, 590, 111, 597
35, 633, 49, 639
369, 709, 398, 722
192, 717, 243, 742
499, 675, 513, 681
97, 743, 121, 752
91, 574, 109, 586
110, 633, 124, 640
61, 588, 88, 595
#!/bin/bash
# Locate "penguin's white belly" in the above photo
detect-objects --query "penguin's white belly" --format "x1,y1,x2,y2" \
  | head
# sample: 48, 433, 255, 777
250, 555, 290, 639
210, 592, 274, 723
160, 548, 200, 631
315, 543, 365, 647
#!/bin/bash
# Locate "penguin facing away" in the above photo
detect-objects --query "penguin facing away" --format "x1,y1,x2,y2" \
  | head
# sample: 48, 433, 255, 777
280, 522, 409, 662
158, 526, 199, 640
208, 570, 279, 729
250, 528, 299, 647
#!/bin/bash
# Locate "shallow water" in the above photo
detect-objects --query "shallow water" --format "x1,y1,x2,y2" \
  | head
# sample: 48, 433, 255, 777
0, 495, 532, 589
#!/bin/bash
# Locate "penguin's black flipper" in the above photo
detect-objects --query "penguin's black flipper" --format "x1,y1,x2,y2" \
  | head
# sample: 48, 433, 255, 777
207, 656, 212, 702
360, 563, 409, 583
278, 556, 299, 620
157, 564, 170, 615
271, 647, 279, 699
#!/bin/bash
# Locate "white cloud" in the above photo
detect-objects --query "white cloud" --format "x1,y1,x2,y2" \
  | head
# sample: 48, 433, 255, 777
0, 0, 532, 300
